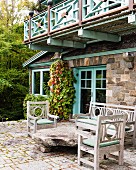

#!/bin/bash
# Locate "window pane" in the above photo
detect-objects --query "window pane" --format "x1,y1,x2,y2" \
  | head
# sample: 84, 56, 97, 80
96, 80, 101, 88
43, 71, 50, 95
96, 70, 102, 78
80, 89, 91, 113
34, 72, 40, 94
103, 70, 106, 78
102, 80, 106, 88
87, 80, 91, 88
81, 71, 85, 79
96, 89, 106, 103
81, 80, 85, 87
87, 71, 91, 79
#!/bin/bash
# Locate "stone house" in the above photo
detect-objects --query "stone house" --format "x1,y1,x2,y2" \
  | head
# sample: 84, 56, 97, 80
23, 0, 136, 114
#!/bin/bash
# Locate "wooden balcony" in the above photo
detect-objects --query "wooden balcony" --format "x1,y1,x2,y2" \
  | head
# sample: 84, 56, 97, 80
24, 0, 136, 52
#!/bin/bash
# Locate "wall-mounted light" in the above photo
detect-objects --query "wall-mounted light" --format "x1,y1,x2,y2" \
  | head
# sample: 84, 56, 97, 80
47, 0, 53, 6
29, 11, 34, 18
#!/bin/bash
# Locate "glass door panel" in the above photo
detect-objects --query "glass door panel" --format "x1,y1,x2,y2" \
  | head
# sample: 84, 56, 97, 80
96, 89, 106, 103
80, 70, 92, 113
80, 89, 91, 113
95, 70, 106, 103
75, 67, 106, 114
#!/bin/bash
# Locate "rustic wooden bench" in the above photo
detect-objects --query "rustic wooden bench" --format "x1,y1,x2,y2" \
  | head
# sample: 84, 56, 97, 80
77, 114, 128, 170
27, 101, 59, 136
75, 102, 136, 146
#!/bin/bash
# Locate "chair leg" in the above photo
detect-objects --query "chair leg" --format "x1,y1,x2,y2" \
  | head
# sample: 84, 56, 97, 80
27, 126, 30, 136
33, 122, 37, 133
133, 130, 136, 146
54, 119, 57, 127
78, 135, 82, 165
27, 120, 30, 135
94, 150, 99, 170
118, 150, 124, 165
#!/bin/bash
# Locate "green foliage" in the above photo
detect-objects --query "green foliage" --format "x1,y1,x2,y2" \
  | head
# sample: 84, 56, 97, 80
0, 25, 37, 121
0, 1, 38, 121
23, 94, 47, 119
0, 24, 36, 70
0, 68, 29, 120
48, 59, 76, 120
0, 78, 12, 93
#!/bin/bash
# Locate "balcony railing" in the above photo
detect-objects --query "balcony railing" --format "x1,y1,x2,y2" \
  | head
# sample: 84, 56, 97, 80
24, 0, 135, 42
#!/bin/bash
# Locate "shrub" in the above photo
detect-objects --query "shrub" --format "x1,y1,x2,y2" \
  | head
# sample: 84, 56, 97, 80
48, 59, 76, 120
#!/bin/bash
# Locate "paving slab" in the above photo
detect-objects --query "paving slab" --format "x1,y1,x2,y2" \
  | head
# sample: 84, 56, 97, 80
32, 122, 77, 152
0, 121, 136, 170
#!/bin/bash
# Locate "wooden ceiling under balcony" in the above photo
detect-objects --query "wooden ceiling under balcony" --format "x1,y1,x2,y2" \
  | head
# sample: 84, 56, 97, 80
24, 0, 136, 52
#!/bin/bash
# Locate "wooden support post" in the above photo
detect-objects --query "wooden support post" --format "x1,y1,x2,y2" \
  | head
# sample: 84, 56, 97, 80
28, 11, 34, 41
29, 17, 31, 42
79, 0, 82, 26
48, 5, 51, 36
129, 0, 134, 10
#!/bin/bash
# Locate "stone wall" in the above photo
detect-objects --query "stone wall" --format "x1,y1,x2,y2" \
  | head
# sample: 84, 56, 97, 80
106, 52, 136, 106
67, 52, 136, 106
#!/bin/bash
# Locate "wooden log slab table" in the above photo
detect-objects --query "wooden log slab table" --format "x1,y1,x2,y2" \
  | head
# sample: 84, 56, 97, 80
32, 122, 77, 152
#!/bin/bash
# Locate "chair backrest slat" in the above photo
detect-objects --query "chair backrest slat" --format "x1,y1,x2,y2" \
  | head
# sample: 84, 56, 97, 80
96, 114, 127, 147
89, 102, 135, 124
27, 101, 49, 118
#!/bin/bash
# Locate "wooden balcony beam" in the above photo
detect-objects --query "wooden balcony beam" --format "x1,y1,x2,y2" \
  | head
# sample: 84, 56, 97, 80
47, 37, 86, 48
29, 44, 62, 52
78, 29, 121, 42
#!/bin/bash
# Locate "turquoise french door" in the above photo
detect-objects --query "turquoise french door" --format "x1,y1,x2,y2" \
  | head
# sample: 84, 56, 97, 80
73, 66, 106, 114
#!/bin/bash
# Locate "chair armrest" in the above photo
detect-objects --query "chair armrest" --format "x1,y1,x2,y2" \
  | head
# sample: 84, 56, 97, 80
76, 129, 93, 138
28, 114, 39, 121
47, 113, 59, 127
47, 113, 59, 119
74, 113, 90, 119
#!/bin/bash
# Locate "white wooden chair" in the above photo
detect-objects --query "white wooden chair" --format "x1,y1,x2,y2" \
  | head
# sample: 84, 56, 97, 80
76, 114, 127, 170
75, 102, 136, 146
27, 101, 59, 136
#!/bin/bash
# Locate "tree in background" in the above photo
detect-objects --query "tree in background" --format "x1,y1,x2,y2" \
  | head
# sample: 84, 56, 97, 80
0, 0, 37, 120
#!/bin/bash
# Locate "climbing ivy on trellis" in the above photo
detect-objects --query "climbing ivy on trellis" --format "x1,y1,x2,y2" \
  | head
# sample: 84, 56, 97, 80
48, 59, 76, 120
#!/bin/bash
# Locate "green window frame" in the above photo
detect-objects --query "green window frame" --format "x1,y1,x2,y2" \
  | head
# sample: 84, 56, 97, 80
32, 69, 50, 96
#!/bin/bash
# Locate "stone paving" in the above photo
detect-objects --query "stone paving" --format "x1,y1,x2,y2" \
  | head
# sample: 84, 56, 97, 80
0, 120, 136, 170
